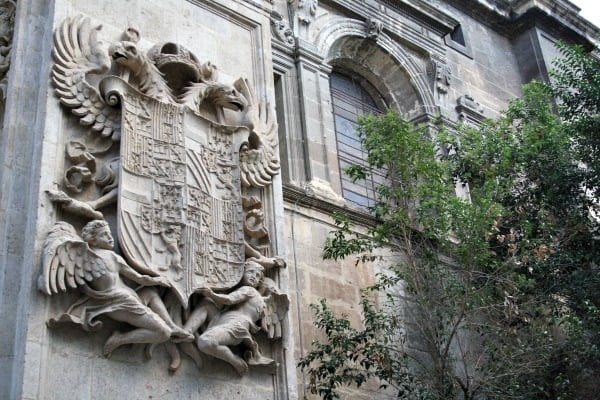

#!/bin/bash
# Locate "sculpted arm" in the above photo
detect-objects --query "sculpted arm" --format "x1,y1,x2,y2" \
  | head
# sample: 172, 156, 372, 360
116, 255, 170, 287
200, 286, 253, 306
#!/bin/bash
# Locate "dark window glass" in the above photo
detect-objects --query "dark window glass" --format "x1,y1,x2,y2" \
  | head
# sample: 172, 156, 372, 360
330, 71, 385, 208
450, 25, 466, 46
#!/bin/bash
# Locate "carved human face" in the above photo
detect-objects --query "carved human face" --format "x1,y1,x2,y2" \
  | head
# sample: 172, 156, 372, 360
242, 266, 263, 288
93, 226, 114, 250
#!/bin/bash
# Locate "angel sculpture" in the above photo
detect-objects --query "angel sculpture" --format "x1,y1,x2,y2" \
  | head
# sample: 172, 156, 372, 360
46, 16, 289, 372
182, 260, 289, 375
39, 220, 193, 356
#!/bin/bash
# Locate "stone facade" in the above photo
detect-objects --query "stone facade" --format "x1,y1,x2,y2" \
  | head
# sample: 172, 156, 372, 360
0, 1, 598, 399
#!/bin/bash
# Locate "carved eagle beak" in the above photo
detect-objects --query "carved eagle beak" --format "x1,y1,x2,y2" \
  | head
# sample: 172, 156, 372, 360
111, 52, 127, 62
108, 44, 127, 61
108, 41, 137, 62
230, 90, 247, 112
232, 101, 245, 112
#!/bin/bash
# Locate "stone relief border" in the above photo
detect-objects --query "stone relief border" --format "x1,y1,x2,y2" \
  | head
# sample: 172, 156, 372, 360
311, 17, 437, 115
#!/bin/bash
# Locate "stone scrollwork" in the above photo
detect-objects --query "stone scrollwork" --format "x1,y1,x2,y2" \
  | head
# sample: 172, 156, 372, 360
43, 15, 288, 376
293, 0, 318, 25
365, 17, 383, 40
0, 0, 15, 88
426, 57, 452, 95
0, 0, 16, 122
271, 11, 295, 47
63, 141, 96, 193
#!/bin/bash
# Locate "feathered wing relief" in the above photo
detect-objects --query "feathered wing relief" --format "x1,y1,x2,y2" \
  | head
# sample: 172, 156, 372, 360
260, 277, 290, 340
235, 77, 281, 188
39, 222, 108, 296
52, 15, 121, 140
42, 15, 288, 376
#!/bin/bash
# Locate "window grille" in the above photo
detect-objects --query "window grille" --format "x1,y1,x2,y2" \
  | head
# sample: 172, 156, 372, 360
330, 71, 386, 208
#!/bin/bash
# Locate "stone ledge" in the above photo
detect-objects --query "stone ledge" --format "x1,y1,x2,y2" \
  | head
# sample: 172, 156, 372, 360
283, 183, 378, 227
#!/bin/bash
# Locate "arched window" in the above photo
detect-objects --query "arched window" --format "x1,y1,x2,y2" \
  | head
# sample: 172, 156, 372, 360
330, 71, 386, 208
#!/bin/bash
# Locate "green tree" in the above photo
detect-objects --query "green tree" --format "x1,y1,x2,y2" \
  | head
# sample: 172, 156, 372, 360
299, 44, 600, 400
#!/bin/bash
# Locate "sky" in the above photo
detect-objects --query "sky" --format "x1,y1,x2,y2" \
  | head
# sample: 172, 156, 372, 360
571, 0, 600, 28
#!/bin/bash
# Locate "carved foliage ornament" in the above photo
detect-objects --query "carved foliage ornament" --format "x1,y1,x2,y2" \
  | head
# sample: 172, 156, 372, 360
365, 17, 383, 40
0, 0, 15, 102
293, 0, 318, 25
42, 15, 288, 376
426, 58, 451, 95
271, 11, 295, 47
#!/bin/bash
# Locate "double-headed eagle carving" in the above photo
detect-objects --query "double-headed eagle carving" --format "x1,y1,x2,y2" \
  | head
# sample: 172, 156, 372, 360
51, 15, 280, 188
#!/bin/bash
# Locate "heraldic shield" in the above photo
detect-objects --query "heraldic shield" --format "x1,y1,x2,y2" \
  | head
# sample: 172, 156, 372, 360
102, 77, 247, 307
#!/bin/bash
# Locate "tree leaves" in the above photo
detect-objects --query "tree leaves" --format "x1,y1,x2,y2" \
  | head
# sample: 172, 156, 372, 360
300, 43, 600, 400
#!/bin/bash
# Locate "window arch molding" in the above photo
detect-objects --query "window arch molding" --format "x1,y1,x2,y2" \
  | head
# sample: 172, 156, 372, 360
313, 18, 436, 115
329, 59, 391, 112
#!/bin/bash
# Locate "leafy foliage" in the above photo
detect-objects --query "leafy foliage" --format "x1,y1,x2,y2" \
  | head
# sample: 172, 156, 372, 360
299, 44, 600, 399
298, 291, 422, 400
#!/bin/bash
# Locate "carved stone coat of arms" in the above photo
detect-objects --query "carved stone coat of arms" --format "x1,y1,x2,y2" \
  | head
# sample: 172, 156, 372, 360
40, 15, 287, 376
111, 80, 247, 306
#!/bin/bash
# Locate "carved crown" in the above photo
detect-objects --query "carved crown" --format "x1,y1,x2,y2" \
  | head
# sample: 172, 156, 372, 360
147, 42, 202, 92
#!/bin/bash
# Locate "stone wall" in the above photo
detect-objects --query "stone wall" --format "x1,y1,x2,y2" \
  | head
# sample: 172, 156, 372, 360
275, 1, 598, 398
2, 1, 295, 399
0, 0, 597, 399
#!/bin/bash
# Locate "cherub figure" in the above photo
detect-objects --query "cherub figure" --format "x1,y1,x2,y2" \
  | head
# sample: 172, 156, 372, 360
39, 220, 192, 356
183, 260, 288, 375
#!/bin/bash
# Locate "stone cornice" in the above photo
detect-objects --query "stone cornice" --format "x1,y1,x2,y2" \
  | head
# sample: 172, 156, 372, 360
321, 0, 460, 37
377, 0, 460, 36
511, 1, 599, 48
321, 0, 456, 57
295, 38, 325, 65
446, 0, 600, 49
283, 183, 378, 227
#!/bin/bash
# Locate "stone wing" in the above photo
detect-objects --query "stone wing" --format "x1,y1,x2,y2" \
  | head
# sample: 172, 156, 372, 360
260, 277, 290, 339
52, 15, 121, 140
39, 222, 108, 295
234, 78, 281, 188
